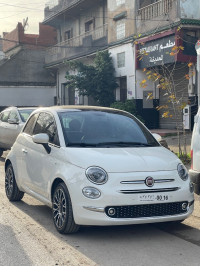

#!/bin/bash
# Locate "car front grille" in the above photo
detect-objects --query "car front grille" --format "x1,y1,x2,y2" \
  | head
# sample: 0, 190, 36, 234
105, 202, 188, 219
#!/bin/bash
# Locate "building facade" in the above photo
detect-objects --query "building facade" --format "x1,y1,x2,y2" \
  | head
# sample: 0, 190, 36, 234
0, 23, 57, 111
135, 0, 200, 129
43, 0, 108, 105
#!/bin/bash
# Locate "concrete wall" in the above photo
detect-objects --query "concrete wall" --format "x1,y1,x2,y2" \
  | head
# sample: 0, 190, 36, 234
108, 0, 135, 43
0, 86, 56, 107
109, 43, 135, 99
0, 49, 56, 85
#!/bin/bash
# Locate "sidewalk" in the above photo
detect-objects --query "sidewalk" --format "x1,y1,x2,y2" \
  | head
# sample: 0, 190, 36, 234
151, 129, 192, 154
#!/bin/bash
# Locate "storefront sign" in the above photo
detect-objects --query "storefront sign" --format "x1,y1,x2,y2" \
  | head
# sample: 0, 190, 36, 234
138, 35, 176, 68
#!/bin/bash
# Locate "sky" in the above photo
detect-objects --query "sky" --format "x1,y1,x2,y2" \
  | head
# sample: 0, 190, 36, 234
0, 0, 47, 35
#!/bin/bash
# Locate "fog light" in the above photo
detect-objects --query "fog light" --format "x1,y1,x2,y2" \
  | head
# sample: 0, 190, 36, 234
189, 182, 194, 193
82, 187, 101, 199
108, 208, 116, 216
182, 202, 188, 210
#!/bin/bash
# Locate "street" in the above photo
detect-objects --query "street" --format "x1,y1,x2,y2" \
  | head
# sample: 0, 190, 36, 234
0, 152, 200, 266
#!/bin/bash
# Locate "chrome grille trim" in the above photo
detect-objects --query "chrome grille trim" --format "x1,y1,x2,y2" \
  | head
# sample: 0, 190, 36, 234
119, 187, 180, 194
120, 179, 175, 184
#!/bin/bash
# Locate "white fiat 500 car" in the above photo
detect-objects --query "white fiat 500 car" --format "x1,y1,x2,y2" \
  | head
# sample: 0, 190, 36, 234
5, 106, 194, 234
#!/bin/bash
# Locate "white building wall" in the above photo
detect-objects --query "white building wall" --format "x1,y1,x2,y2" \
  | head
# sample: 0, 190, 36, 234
109, 43, 135, 99
0, 86, 56, 107
180, 0, 200, 19
135, 69, 159, 99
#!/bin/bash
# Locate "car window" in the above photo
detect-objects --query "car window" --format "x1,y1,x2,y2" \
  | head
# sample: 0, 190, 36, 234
33, 112, 60, 146
9, 110, 19, 122
0, 110, 10, 122
23, 113, 39, 135
58, 110, 159, 147
19, 109, 35, 122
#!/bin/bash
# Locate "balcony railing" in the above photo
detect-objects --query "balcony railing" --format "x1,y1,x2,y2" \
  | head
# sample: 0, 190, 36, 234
45, 24, 108, 64
138, 0, 176, 21
44, 0, 83, 20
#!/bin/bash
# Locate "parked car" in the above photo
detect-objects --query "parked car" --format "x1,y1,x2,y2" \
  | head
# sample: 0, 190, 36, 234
5, 106, 194, 234
0, 106, 36, 157
189, 108, 200, 194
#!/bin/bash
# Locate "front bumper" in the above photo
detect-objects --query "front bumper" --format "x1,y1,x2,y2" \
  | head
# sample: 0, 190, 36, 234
189, 169, 200, 195
74, 201, 194, 226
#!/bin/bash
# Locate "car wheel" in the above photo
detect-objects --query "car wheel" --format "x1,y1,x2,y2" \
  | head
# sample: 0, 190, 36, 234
5, 164, 24, 201
0, 149, 3, 157
52, 182, 80, 234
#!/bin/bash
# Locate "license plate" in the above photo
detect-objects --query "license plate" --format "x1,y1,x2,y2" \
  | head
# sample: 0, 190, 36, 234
138, 194, 170, 202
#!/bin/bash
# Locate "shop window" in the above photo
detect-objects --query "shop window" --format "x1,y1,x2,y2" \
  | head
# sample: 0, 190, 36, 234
116, 19, 125, 40
117, 52, 125, 68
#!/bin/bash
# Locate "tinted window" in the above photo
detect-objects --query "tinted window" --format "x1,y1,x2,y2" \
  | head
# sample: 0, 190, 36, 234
1, 111, 10, 122
23, 113, 39, 135
33, 112, 60, 146
18, 109, 35, 122
58, 110, 159, 147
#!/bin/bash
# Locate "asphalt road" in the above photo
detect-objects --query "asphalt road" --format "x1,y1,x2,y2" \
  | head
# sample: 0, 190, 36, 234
0, 152, 200, 266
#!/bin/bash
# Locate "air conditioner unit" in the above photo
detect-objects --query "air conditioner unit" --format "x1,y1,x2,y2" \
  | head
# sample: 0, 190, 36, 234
188, 84, 194, 94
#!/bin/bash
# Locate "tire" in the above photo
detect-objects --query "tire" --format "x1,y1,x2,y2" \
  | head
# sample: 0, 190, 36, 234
52, 182, 80, 234
0, 149, 3, 157
5, 164, 24, 201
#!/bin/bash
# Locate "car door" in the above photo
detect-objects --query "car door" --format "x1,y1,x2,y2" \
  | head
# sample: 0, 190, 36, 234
5, 110, 24, 148
21, 112, 60, 200
0, 110, 10, 149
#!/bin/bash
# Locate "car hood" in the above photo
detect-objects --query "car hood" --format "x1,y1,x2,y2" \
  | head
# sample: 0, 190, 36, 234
64, 146, 180, 173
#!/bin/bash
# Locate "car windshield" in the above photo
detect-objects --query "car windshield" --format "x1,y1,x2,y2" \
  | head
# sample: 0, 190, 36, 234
58, 110, 159, 148
18, 109, 35, 122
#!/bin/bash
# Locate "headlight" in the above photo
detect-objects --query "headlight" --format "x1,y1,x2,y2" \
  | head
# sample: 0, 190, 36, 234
177, 163, 188, 181
82, 187, 101, 199
86, 167, 108, 185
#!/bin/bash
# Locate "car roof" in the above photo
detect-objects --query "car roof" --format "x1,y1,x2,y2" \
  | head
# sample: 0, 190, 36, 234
37, 105, 127, 114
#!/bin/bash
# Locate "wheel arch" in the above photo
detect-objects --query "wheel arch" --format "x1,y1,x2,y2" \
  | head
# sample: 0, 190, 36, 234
51, 177, 66, 201
5, 159, 12, 172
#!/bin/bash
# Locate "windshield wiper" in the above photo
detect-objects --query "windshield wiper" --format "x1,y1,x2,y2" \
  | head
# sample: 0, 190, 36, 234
95, 142, 154, 147
67, 142, 97, 147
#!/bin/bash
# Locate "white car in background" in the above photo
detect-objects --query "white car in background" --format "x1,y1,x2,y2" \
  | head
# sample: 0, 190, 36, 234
189, 108, 200, 194
5, 106, 194, 234
0, 106, 36, 157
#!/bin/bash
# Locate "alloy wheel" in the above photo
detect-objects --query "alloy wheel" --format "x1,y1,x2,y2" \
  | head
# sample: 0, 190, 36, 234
5, 166, 14, 198
53, 188, 67, 229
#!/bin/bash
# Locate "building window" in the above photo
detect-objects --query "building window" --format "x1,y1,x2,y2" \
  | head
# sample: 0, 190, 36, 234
85, 19, 95, 32
116, 19, 125, 40
116, 0, 125, 6
117, 52, 125, 68
64, 29, 73, 41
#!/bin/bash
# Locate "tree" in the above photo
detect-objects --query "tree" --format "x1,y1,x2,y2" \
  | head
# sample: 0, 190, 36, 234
137, 42, 194, 155
65, 50, 118, 107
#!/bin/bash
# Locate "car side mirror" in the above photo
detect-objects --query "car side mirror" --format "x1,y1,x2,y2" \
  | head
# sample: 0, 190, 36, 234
152, 133, 162, 142
8, 118, 19, 124
32, 133, 51, 154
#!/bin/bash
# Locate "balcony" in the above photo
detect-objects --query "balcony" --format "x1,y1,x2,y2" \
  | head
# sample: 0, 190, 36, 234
45, 24, 108, 66
137, 0, 178, 34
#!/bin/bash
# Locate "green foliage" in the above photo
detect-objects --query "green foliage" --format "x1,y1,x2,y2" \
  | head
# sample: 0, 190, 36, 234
111, 99, 144, 122
176, 152, 191, 165
65, 50, 118, 107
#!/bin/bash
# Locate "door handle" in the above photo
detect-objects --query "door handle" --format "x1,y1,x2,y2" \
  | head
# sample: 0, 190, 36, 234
22, 149, 28, 154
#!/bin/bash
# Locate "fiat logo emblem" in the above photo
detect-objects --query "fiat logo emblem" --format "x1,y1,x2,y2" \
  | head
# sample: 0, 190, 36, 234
145, 177, 154, 187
